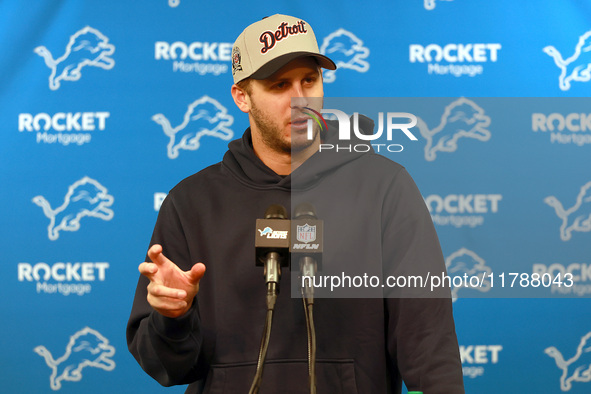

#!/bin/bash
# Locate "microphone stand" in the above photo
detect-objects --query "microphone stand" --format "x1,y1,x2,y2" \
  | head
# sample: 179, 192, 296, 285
300, 256, 317, 394
249, 252, 280, 394
293, 202, 322, 394
250, 205, 289, 394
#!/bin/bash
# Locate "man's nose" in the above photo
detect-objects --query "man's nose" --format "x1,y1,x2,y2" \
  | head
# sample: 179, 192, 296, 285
291, 84, 308, 108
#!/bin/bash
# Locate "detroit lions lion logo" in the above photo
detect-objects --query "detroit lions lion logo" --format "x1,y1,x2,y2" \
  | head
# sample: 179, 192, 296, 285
544, 30, 591, 91
544, 181, 591, 241
258, 227, 273, 236
446, 248, 492, 302
415, 98, 491, 161
34, 327, 115, 391
545, 331, 591, 391
320, 29, 369, 83
424, 0, 454, 10
152, 96, 234, 159
34, 26, 115, 90
32, 176, 114, 241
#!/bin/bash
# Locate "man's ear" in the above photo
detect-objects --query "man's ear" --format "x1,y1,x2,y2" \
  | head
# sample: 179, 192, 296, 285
231, 84, 250, 113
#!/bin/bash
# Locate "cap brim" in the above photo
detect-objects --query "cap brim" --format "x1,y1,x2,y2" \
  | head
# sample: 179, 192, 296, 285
250, 52, 337, 80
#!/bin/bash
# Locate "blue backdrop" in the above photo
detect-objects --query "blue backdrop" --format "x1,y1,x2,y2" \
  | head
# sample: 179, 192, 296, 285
2, 0, 590, 392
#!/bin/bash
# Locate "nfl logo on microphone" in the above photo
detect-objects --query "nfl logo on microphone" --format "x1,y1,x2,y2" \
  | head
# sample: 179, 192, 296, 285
297, 224, 316, 243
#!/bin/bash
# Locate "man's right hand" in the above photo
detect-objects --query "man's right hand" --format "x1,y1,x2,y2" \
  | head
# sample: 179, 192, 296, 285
138, 244, 206, 318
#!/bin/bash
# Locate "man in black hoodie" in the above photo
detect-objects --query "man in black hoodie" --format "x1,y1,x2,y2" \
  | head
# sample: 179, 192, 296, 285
127, 14, 465, 393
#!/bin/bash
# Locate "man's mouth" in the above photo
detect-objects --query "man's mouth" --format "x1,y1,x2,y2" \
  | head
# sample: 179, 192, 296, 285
290, 116, 310, 130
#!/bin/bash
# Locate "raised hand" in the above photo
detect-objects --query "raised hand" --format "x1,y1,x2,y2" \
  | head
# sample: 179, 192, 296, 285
138, 244, 206, 318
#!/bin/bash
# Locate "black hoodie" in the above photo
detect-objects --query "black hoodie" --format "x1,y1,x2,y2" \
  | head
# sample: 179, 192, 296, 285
127, 119, 465, 393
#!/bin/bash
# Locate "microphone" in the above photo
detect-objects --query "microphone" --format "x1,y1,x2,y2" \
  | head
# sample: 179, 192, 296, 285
292, 202, 322, 394
249, 204, 289, 394
255, 204, 290, 293
291, 202, 323, 287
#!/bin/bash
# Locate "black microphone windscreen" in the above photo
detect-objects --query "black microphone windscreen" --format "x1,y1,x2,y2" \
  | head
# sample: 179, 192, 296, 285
265, 204, 288, 219
294, 202, 317, 220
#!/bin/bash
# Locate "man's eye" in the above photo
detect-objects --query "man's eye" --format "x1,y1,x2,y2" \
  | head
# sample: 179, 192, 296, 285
274, 82, 287, 89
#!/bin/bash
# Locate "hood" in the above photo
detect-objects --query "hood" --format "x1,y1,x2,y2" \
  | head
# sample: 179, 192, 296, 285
222, 115, 376, 191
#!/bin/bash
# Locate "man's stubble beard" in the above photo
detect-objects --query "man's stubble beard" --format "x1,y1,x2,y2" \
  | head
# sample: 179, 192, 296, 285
250, 100, 320, 154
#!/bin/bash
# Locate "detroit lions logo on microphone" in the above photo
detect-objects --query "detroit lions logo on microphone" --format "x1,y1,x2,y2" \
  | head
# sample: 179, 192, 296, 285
258, 227, 273, 237
258, 227, 288, 239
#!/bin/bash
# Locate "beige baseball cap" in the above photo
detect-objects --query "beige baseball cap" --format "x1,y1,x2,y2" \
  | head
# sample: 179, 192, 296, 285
231, 14, 336, 83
